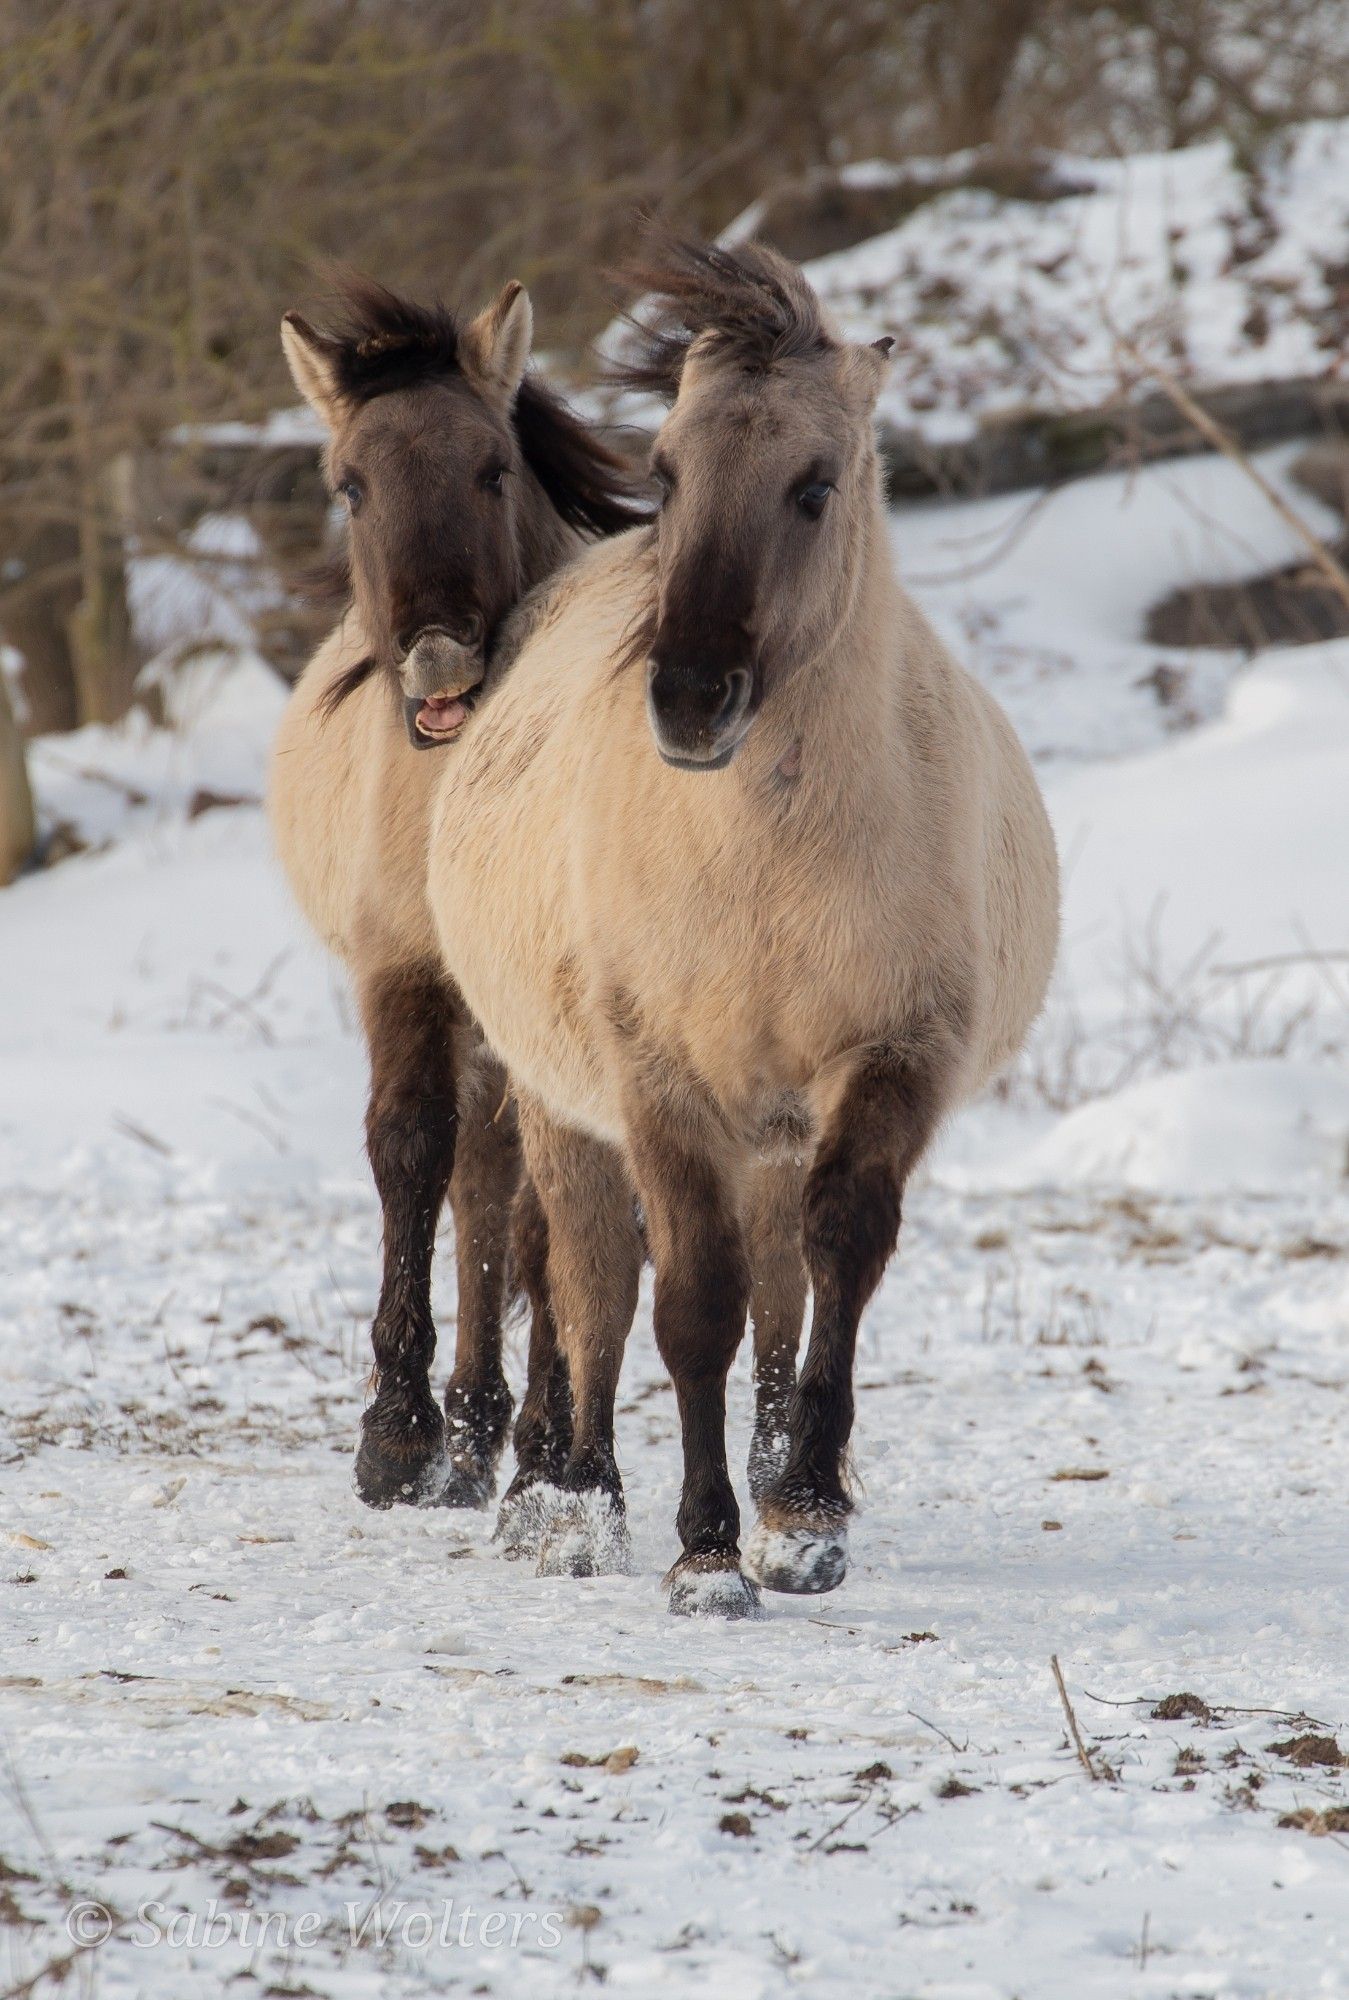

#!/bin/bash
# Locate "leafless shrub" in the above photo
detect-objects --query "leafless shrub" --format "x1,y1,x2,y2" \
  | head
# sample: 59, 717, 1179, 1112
1007, 903, 1349, 1112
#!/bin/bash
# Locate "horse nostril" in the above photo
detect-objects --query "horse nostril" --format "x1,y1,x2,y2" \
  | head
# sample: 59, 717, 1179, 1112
395, 628, 416, 659
714, 669, 751, 732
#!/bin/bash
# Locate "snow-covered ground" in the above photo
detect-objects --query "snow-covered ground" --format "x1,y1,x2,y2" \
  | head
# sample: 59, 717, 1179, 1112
3, 448, 1348, 1997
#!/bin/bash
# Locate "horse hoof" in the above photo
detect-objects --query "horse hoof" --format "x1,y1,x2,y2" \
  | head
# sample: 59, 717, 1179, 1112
434, 1459, 494, 1510
494, 1479, 551, 1559
667, 1557, 763, 1620
533, 1489, 631, 1578
353, 1439, 450, 1510
744, 1519, 848, 1595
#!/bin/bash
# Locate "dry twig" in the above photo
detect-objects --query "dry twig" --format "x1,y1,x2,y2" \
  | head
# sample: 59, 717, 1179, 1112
1051, 1654, 1102, 1781
1115, 336, 1349, 618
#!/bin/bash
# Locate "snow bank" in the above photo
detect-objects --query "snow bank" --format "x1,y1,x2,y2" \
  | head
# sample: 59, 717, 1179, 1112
807, 121, 1349, 443
597, 121, 1349, 460
892, 443, 1342, 762
972, 1060, 1349, 1195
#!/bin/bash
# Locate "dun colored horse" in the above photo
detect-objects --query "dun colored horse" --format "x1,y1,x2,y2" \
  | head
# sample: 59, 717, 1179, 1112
267, 277, 645, 1519
426, 238, 1059, 1615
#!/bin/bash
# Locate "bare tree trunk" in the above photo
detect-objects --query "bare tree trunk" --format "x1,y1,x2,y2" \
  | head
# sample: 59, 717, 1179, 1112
65, 399, 139, 729
66, 534, 137, 726
940, 0, 1046, 149
0, 667, 36, 883
0, 520, 81, 734
6, 591, 80, 735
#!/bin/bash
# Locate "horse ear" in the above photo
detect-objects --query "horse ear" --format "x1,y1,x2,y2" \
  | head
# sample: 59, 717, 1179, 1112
843, 334, 894, 413
281, 313, 345, 430
462, 281, 533, 407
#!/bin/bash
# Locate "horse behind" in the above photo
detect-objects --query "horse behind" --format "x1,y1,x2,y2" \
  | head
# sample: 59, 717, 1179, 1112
267, 275, 645, 1519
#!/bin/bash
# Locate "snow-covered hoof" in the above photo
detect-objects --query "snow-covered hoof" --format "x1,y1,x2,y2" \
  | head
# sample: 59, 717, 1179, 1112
494, 1475, 552, 1559
533, 1488, 632, 1578
443, 1381, 512, 1505
744, 1517, 848, 1595
666, 1555, 764, 1620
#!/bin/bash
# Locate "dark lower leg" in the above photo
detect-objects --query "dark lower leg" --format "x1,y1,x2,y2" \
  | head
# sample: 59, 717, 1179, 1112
495, 1175, 574, 1551
354, 963, 459, 1508
743, 1159, 808, 1502
519, 1102, 641, 1575
439, 1061, 518, 1502
751, 1047, 943, 1592
632, 1119, 758, 1616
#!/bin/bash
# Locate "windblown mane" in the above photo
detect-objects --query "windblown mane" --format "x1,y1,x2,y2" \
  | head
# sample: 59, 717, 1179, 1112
309, 276, 648, 716
609, 231, 833, 402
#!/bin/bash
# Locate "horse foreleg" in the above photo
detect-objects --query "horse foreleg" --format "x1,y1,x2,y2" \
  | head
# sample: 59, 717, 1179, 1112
746, 1044, 944, 1594
743, 1157, 808, 1504
353, 962, 459, 1508
627, 1102, 760, 1620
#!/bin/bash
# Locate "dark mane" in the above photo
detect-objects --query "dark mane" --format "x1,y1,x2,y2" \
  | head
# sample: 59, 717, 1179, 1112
514, 374, 649, 537
609, 230, 832, 402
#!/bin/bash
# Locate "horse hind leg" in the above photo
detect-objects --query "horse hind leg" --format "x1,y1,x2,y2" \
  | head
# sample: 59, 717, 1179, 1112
353, 963, 462, 1508
743, 1157, 808, 1505
517, 1097, 640, 1580
495, 1174, 575, 1557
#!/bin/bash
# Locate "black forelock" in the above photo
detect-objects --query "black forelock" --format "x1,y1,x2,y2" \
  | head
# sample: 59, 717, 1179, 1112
323, 273, 463, 403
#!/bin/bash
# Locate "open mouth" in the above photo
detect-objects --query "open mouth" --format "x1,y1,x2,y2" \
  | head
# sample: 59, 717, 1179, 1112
404, 685, 483, 750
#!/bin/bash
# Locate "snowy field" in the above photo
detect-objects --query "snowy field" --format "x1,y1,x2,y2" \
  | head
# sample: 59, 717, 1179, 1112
3, 448, 1348, 1997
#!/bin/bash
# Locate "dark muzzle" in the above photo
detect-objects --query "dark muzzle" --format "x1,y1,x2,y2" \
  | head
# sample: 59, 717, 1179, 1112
646, 657, 754, 770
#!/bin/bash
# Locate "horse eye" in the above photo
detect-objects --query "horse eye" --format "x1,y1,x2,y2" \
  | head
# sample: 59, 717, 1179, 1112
650, 460, 675, 507
480, 464, 507, 493
797, 480, 833, 519
339, 478, 363, 514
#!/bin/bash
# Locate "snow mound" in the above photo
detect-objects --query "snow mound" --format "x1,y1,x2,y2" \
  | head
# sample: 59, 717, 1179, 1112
807, 120, 1349, 442
1040, 641, 1349, 1070
893, 444, 1342, 762
989, 1059, 1349, 1195
29, 647, 286, 848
